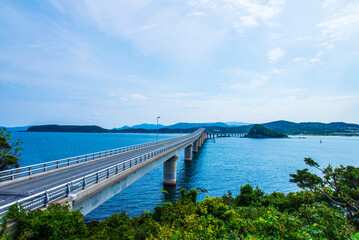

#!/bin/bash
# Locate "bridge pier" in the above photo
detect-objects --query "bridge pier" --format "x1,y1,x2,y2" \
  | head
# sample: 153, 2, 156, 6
198, 137, 203, 148
193, 140, 198, 153
163, 154, 178, 186
184, 145, 192, 162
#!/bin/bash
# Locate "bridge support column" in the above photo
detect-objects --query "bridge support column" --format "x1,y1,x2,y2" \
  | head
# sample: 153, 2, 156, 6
184, 145, 192, 162
163, 154, 178, 186
193, 141, 198, 153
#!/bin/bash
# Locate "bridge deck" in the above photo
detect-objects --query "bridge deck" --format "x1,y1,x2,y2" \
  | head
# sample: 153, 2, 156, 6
0, 132, 201, 207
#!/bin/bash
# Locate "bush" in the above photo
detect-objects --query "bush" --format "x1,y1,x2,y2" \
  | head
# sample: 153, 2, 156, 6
2, 203, 87, 240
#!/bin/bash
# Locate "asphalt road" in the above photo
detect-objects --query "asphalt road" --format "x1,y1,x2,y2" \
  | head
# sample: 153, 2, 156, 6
0, 131, 201, 206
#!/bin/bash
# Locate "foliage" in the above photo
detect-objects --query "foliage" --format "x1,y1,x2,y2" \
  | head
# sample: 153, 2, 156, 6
245, 124, 288, 138
0, 128, 22, 171
3, 160, 359, 239
1, 203, 88, 240
27, 125, 108, 133
290, 158, 359, 225
4, 187, 357, 240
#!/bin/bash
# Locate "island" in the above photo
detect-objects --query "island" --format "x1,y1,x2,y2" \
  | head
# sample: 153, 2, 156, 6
244, 124, 288, 138
27, 125, 108, 133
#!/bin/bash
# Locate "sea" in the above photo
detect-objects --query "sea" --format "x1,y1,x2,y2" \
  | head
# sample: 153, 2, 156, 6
9, 131, 359, 221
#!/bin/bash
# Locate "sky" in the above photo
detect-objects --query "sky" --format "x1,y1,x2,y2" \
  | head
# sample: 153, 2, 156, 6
1, 0, 359, 128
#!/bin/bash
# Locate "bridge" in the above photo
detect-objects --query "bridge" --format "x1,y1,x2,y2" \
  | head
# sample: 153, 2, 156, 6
0, 129, 207, 216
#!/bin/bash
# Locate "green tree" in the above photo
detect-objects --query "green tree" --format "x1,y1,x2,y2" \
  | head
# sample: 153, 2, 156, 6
290, 158, 359, 225
0, 128, 22, 171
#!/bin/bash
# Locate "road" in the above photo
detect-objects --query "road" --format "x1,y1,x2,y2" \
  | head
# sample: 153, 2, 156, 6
0, 132, 200, 206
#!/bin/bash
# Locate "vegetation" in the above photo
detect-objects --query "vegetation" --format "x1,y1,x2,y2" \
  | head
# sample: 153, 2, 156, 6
27, 125, 108, 133
2, 183, 358, 239
244, 124, 288, 138
23, 121, 359, 135
290, 158, 359, 227
0, 128, 22, 171
115, 121, 359, 136
2, 158, 359, 239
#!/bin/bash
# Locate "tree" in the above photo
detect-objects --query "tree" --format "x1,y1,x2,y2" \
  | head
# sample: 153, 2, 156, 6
0, 128, 22, 171
290, 158, 359, 225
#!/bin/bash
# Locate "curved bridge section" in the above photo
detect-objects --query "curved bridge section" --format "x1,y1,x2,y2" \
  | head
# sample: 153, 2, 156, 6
0, 129, 208, 216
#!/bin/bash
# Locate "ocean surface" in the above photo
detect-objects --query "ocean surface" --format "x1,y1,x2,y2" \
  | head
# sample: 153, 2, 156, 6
9, 132, 359, 221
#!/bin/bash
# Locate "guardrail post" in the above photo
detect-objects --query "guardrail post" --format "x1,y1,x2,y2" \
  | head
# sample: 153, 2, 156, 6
45, 191, 49, 207
67, 183, 71, 196
68, 159, 70, 166
129, 160, 132, 167
44, 164, 46, 172
93, 153, 95, 159
29, 167, 31, 175
116, 165, 118, 174
11, 171, 14, 180
123, 162, 125, 170
100, 153, 101, 158
57, 161, 59, 168
77, 157, 79, 164
107, 168, 110, 178
83, 177, 86, 189
105, 151, 107, 157
85, 155, 87, 161
96, 172, 99, 183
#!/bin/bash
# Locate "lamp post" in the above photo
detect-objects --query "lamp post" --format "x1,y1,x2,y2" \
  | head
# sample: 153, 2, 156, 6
157, 116, 160, 142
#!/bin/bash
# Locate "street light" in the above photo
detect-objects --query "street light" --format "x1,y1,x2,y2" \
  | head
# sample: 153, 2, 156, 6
157, 116, 160, 142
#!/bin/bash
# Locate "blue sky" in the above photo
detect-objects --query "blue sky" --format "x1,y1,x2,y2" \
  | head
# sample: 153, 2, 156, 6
1, 0, 359, 128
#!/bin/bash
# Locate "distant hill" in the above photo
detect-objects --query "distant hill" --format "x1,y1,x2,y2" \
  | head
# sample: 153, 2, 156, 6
167, 122, 229, 129
27, 125, 108, 133
262, 120, 359, 136
113, 124, 164, 130
20, 120, 359, 135
245, 125, 288, 138
225, 122, 251, 126
115, 122, 230, 130
113, 125, 131, 130
132, 123, 165, 129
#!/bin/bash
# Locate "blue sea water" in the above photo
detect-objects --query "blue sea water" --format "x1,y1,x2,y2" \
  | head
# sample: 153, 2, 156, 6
9, 132, 359, 221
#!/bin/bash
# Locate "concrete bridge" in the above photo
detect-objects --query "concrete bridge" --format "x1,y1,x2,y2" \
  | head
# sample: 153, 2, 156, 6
0, 129, 207, 216
208, 133, 245, 138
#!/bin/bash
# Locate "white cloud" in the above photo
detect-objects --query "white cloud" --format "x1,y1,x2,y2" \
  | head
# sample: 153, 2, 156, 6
120, 94, 147, 101
317, 2, 359, 41
309, 58, 320, 63
187, 0, 286, 31
293, 57, 304, 62
250, 76, 268, 87
286, 88, 306, 93
267, 47, 285, 63
271, 33, 283, 39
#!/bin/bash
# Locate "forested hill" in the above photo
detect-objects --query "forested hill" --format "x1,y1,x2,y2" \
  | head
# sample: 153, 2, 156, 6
244, 124, 288, 138
262, 121, 359, 136
27, 125, 108, 133
25, 121, 359, 135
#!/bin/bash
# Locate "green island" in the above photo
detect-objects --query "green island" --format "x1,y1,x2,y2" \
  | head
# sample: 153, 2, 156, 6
2, 158, 359, 240
23, 120, 359, 136
244, 124, 288, 138
27, 125, 108, 133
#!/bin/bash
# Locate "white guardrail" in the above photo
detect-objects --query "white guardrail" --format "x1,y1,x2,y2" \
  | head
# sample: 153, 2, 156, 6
0, 129, 205, 216
0, 137, 175, 182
